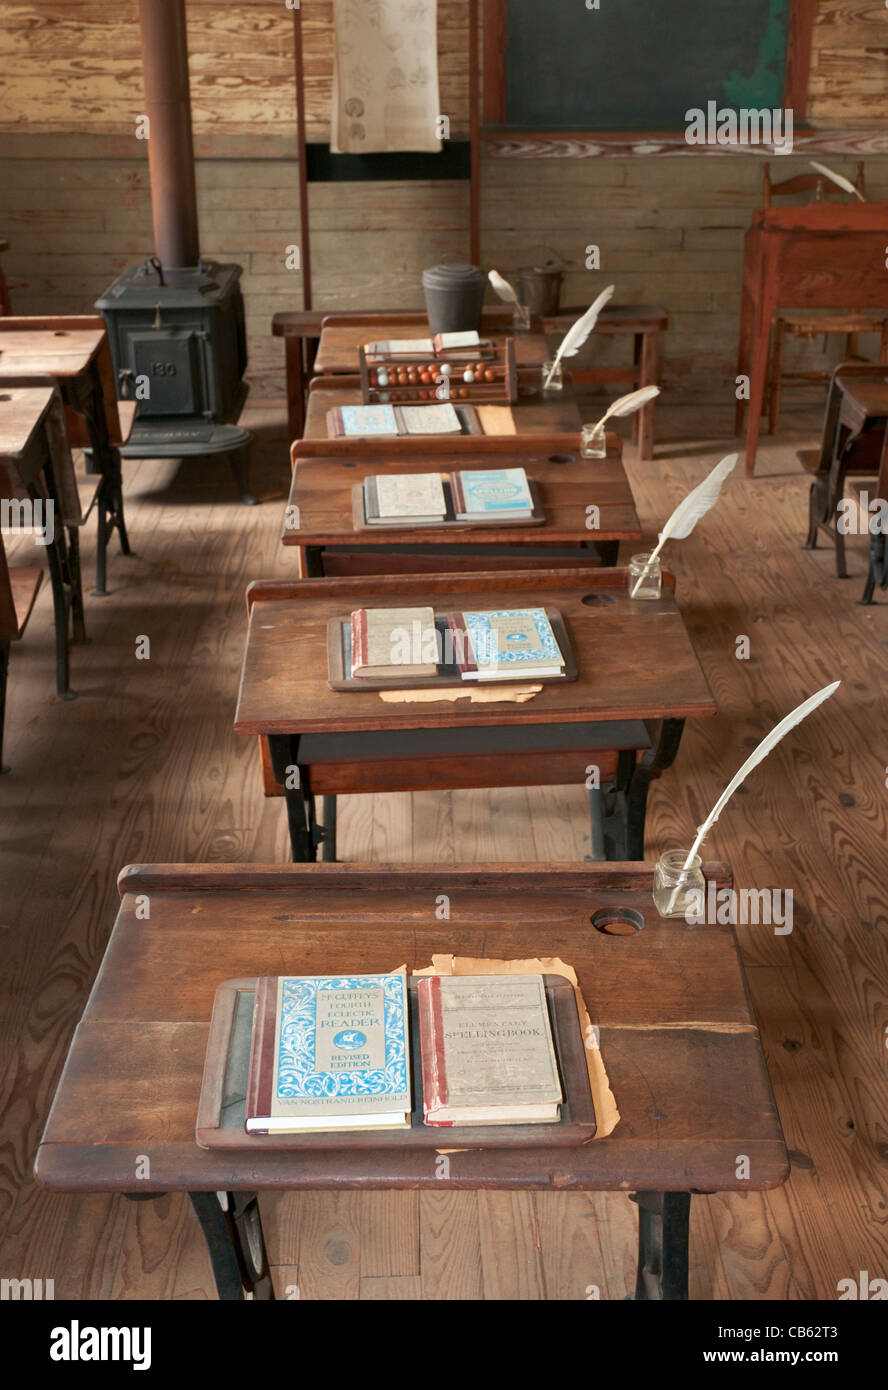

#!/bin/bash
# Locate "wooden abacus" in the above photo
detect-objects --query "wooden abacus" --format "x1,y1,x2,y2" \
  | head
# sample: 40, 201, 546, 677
359, 338, 517, 406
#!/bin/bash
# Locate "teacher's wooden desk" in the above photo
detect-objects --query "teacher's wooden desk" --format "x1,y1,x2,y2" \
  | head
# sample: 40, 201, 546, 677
235, 567, 716, 863
35, 861, 788, 1301
735, 203, 888, 477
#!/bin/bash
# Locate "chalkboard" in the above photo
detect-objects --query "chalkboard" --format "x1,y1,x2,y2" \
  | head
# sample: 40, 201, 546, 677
504, 0, 792, 131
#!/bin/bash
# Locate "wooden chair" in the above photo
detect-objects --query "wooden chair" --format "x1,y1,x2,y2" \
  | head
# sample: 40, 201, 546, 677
798, 362, 888, 577
0, 531, 42, 773
763, 162, 888, 432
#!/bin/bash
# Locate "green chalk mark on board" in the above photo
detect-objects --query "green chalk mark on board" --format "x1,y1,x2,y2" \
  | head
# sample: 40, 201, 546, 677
723, 0, 791, 107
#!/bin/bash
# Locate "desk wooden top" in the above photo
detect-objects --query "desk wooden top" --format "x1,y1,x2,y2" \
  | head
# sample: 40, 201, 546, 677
0, 385, 55, 459
235, 568, 716, 736
315, 322, 549, 374
837, 374, 888, 417
0, 324, 105, 379
284, 437, 641, 548
35, 862, 788, 1195
303, 378, 582, 440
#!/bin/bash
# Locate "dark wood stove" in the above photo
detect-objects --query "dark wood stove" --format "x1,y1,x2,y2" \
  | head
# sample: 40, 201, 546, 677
96, 0, 255, 503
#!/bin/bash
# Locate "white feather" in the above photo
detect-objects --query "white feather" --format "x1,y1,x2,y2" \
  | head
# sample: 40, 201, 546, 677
593, 385, 660, 431
654, 453, 737, 551
665, 680, 841, 911
629, 453, 737, 596
488, 268, 522, 307
809, 160, 865, 202
544, 284, 615, 388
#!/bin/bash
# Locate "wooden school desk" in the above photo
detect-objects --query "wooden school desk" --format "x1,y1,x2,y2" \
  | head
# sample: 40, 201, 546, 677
35, 861, 788, 1302
734, 203, 888, 477
303, 372, 583, 441
312, 311, 550, 377
0, 385, 78, 699
800, 362, 888, 578
0, 316, 131, 594
285, 432, 641, 574
273, 308, 545, 438
235, 568, 716, 863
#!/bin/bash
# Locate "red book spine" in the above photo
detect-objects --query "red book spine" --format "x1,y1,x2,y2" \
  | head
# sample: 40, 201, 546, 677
450, 471, 466, 517
245, 977, 278, 1134
350, 608, 368, 675
417, 975, 452, 1126
444, 610, 477, 677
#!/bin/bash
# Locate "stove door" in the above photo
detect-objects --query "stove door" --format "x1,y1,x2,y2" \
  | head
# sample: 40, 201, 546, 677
127, 329, 207, 416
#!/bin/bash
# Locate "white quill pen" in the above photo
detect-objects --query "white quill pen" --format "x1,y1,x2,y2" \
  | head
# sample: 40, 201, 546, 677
544, 284, 615, 389
629, 453, 738, 597
488, 268, 522, 308
665, 680, 841, 912
809, 160, 866, 202
590, 385, 660, 433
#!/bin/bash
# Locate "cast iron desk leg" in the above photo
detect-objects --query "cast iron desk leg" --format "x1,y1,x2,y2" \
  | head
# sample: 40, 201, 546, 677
630, 1191, 691, 1301
267, 734, 313, 862
622, 717, 686, 860
593, 719, 685, 860
859, 530, 888, 605
190, 1192, 274, 1301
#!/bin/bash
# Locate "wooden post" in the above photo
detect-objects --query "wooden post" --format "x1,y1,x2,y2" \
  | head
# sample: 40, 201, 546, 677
470, 0, 481, 266
292, 4, 312, 310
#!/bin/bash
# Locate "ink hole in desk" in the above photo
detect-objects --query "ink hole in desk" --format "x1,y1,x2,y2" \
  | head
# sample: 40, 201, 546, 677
591, 908, 645, 936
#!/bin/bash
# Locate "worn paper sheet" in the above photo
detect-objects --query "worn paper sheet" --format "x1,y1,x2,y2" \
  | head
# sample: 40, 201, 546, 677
414, 954, 620, 1139
379, 684, 542, 704
331, 0, 443, 154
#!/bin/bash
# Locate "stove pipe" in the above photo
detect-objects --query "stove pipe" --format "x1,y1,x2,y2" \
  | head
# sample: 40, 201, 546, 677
138, 0, 200, 272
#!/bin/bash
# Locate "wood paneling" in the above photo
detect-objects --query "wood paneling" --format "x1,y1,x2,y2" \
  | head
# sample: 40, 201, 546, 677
810, 0, 888, 127
1, 4, 887, 402
0, 1, 470, 139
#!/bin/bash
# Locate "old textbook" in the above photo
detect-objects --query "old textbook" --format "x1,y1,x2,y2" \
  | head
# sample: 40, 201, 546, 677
445, 607, 565, 681
350, 605, 438, 680
245, 973, 411, 1134
327, 402, 463, 437
363, 472, 447, 526
451, 467, 533, 521
417, 974, 563, 1126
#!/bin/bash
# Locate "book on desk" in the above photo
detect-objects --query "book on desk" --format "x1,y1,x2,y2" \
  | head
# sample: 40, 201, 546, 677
341, 603, 571, 688
328, 402, 476, 438
202, 971, 581, 1141
359, 466, 538, 529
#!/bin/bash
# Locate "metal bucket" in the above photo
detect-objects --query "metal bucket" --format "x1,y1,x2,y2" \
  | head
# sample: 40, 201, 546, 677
421, 263, 487, 335
516, 265, 564, 317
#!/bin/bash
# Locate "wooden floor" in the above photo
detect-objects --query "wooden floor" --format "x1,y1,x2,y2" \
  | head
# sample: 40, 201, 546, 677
1, 398, 885, 1300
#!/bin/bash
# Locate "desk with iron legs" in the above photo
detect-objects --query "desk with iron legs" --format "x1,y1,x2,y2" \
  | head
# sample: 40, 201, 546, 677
285, 432, 640, 576
235, 568, 716, 864
35, 861, 788, 1301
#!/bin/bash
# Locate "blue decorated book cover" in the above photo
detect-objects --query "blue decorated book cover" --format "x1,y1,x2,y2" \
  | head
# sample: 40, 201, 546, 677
245, 972, 411, 1133
460, 608, 564, 680
455, 468, 533, 518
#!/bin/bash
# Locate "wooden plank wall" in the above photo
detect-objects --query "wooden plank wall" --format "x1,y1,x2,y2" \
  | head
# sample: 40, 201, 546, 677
0, 1, 886, 401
